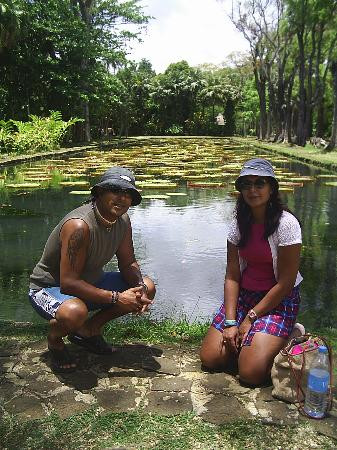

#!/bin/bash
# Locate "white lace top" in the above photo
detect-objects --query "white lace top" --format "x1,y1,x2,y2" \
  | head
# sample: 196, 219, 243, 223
227, 210, 303, 287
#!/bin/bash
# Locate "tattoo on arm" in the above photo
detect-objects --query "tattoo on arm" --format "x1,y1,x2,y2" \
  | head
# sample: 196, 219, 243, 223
67, 229, 85, 270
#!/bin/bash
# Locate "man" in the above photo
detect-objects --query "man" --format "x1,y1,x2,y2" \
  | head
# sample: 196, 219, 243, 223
29, 167, 155, 372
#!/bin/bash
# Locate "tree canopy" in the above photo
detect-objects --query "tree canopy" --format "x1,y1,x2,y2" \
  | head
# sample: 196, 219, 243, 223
1, 0, 337, 149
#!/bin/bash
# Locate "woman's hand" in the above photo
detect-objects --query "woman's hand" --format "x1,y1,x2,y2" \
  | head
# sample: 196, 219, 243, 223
223, 326, 239, 353
238, 317, 252, 346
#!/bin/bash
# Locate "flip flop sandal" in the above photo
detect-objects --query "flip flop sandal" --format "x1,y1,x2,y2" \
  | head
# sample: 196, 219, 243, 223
48, 346, 76, 373
68, 334, 116, 355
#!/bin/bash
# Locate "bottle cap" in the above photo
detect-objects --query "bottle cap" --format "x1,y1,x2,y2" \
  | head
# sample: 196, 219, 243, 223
318, 345, 328, 353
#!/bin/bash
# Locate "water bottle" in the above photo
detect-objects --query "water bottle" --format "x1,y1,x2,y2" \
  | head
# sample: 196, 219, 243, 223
303, 345, 330, 418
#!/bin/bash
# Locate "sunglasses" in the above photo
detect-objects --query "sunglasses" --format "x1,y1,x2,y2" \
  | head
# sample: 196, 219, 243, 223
238, 178, 268, 191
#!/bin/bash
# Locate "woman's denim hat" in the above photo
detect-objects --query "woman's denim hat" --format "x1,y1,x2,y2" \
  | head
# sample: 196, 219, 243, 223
91, 166, 142, 206
235, 158, 278, 191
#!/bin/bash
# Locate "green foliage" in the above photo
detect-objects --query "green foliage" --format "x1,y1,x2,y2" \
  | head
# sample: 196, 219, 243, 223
165, 124, 184, 135
0, 111, 82, 154
0, 0, 23, 50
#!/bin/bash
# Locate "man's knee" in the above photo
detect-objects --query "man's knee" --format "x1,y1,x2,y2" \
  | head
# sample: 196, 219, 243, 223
56, 301, 88, 330
143, 276, 156, 299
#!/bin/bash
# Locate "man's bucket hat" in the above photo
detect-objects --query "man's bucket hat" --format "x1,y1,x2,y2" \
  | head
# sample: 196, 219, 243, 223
91, 166, 142, 206
235, 158, 278, 191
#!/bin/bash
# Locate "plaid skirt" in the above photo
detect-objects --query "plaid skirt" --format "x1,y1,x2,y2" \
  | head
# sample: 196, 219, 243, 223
211, 286, 301, 346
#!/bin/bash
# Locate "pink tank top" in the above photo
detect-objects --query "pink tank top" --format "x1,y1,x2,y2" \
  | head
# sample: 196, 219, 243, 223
239, 223, 276, 291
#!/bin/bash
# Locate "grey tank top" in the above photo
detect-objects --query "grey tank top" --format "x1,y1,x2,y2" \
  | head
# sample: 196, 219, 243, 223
29, 203, 128, 289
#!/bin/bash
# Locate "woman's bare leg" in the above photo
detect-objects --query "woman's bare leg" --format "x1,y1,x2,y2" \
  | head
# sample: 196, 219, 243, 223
238, 332, 287, 386
200, 326, 236, 370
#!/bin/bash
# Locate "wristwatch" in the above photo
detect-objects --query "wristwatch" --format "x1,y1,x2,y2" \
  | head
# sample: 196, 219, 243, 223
247, 309, 258, 322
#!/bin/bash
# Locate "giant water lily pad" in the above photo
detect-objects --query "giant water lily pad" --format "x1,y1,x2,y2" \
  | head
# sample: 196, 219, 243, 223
165, 192, 187, 196
23, 177, 51, 182
317, 174, 337, 179
279, 187, 294, 192
5, 183, 41, 188
137, 182, 177, 189
324, 182, 337, 186
287, 176, 315, 182
59, 181, 89, 186
69, 190, 91, 195
187, 182, 223, 188
142, 194, 170, 199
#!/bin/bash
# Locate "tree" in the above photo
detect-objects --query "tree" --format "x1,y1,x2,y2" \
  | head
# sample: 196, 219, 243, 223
0, 0, 149, 140
150, 61, 202, 134
325, 60, 337, 150
0, 0, 22, 53
286, 0, 337, 145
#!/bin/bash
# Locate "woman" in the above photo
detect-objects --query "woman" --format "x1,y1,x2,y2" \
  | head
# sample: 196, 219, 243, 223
200, 158, 303, 385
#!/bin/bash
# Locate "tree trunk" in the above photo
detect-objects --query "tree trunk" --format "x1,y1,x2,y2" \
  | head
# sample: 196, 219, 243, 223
296, 30, 307, 146
254, 67, 267, 140
325, 61, 337, 151
305, 26, 315, 140
315, 95, 325, 138
83, 101, 91, 142
283, 70, 295, 144
78, 0, 94, 142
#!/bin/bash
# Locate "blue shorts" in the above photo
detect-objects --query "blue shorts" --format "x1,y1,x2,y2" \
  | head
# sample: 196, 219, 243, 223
28, 272, 130, 321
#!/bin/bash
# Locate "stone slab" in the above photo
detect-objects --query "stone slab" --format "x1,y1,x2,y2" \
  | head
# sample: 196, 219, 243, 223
201, 372, 233, 394
48, 390, 92, 419
0, 380, 21, 403
303, 414, 337, 440
151, 376, 192, 392
95, 389, 138, 412
6, 394, 45, 420
201, 394, 251, 424
147, 391, 193, 415
60, 370, 99, 392
143, 357, 181, 375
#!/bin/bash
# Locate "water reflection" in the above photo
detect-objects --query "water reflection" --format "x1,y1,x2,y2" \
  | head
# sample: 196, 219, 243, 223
0, 149, 337, 328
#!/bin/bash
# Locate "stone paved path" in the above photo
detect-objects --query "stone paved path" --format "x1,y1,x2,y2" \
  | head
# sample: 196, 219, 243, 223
0, 339, 336, 440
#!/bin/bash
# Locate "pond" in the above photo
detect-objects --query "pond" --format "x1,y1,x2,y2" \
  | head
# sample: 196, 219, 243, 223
0, 137, 336, 330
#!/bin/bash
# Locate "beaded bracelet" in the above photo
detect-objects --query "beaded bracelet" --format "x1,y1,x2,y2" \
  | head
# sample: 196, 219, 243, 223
111, 290, 119, 304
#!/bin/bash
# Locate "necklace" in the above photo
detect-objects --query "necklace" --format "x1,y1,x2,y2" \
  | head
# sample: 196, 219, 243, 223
92, 201, 116, 231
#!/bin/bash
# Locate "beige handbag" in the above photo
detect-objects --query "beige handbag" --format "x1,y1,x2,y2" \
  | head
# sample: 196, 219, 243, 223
271, 334, 333, 415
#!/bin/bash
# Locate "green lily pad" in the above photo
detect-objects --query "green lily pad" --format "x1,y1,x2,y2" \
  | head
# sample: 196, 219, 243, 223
5, 183, 41, 188
317, 174, 337, 179
142, 194, 170, 199
69, 190, 91, 195
138, 182, 177, 189
165, 192, 188, 196
59, 181, 89, 186
324, 182, 337, 186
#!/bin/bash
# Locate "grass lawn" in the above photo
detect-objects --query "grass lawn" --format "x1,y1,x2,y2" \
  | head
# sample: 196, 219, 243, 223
233, 137, 337, 170
1, 409, 336, 450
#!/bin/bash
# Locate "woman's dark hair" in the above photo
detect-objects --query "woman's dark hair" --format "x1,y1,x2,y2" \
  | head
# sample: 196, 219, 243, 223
235, 177, 299, 247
